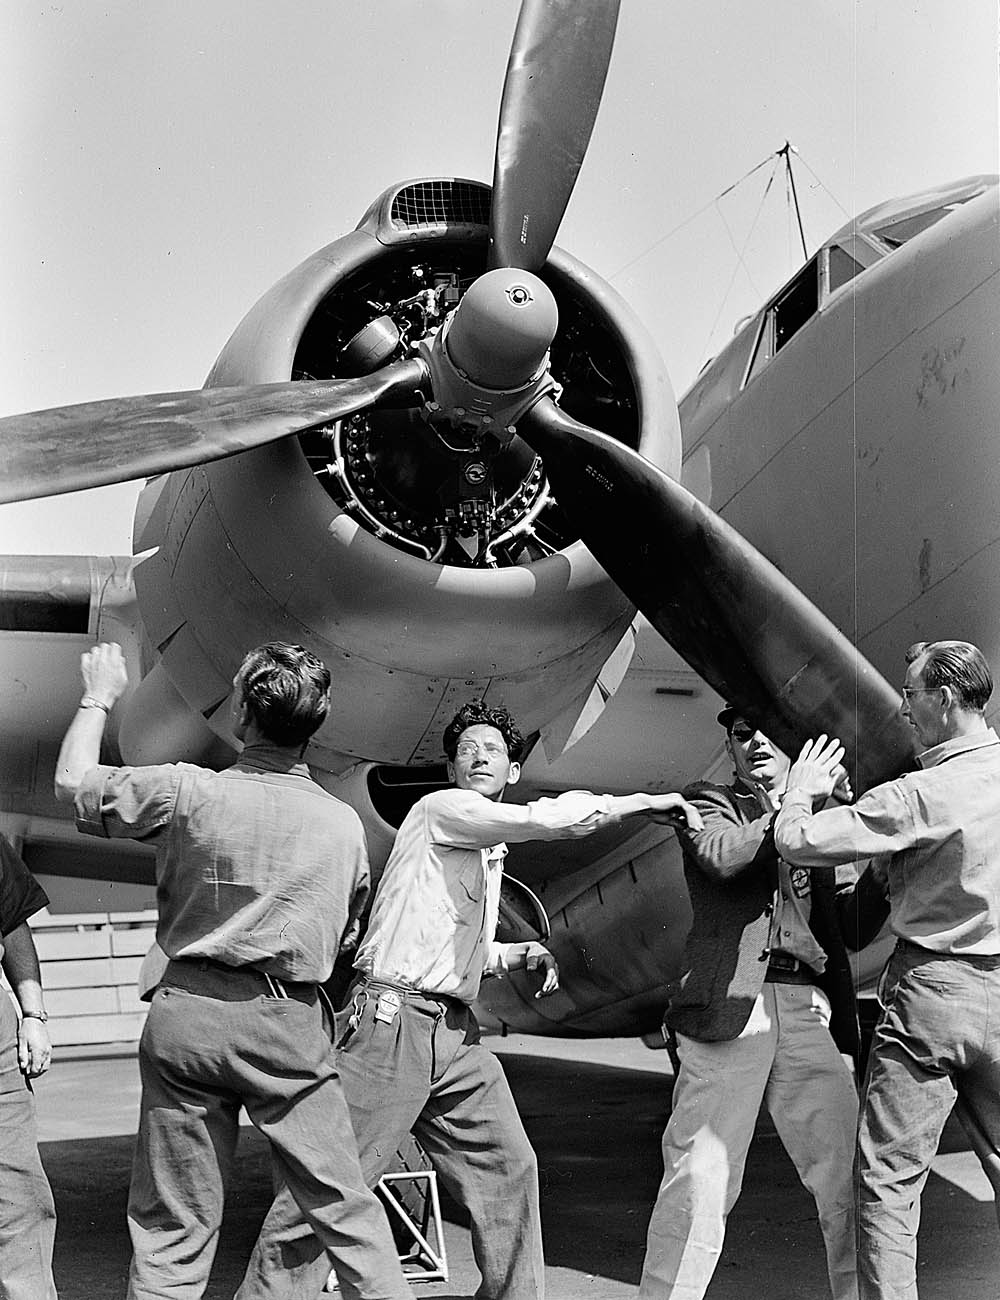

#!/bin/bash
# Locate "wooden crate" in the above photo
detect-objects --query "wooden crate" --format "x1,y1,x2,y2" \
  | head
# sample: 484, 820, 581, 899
4, 911, 157, 1046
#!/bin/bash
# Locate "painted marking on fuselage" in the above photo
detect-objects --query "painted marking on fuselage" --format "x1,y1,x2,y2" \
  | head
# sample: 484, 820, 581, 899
918, 538, 933, 593
916, 337, 970, 407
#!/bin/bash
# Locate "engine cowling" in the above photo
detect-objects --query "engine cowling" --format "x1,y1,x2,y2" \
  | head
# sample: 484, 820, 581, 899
121, 178, 680, 774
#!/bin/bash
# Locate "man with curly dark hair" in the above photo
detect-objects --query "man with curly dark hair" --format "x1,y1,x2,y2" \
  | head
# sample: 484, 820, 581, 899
441, 698, 526, 762
242, 698, 702, 1300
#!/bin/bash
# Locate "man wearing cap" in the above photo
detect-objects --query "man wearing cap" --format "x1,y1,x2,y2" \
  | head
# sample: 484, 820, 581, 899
638, 705, 884, 1300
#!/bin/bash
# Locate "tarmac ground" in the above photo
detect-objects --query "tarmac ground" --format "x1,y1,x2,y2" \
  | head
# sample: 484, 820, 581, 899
35, 1034, 999, 1299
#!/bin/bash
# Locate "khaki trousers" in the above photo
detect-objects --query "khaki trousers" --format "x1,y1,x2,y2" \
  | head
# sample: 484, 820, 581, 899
126, 961, 410, 1300
858, 943, 1000, 1299
0, 993, 56, 1300
640, 982, 859, 1300
239, 979, 544, 1300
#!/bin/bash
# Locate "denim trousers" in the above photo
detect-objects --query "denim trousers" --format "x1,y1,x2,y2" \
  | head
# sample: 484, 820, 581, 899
0, 993, 57, 1300
126, 961, 410, 1300
639, 981, 859, 1300
237, 978, 544, 1300
858, 941, 1000, 1300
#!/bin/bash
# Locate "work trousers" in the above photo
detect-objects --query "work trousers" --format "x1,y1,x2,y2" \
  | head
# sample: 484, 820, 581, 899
858, 941, 1000, 1300
0, 994, 57, 1300
238, 978, 544, 1300
639, 981, 859, 1300
126, 961, 410, 1300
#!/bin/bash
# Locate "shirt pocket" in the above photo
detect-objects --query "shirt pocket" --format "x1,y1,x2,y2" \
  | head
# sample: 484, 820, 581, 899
436, 858, 485, 928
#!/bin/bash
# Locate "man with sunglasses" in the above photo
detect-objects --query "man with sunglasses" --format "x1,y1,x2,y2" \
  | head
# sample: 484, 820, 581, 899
774, 640, 1000, 1300
640, 706, 882, 1300
242, 697, 702, 1300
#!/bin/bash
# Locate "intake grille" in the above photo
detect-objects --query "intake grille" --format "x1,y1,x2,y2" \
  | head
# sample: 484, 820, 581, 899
390, 180, 491, 231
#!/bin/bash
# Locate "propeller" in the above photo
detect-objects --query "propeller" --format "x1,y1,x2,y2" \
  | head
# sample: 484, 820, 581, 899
0, 358, 428, 506
520, 396, 917, 792
489, 0, 621, 272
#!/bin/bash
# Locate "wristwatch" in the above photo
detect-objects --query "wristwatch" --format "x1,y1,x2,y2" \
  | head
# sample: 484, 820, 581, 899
21, 1010, 48, 1023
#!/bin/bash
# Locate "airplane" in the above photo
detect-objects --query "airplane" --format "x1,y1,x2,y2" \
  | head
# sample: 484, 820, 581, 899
0, 0, 997, 1049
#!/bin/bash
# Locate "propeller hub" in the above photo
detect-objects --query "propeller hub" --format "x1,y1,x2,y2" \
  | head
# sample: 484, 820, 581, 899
444, 269, 558, 389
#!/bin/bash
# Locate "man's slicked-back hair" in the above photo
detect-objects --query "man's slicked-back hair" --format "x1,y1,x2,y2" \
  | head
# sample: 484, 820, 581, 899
906, 640, 993, 713
235, 642, 331, 748
443, 699, 525, 761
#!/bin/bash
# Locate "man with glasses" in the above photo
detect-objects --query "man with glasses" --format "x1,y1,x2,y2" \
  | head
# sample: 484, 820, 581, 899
242, 697, 702, 1300
774, 640, 1000, 1300
640, 705, 882, 1300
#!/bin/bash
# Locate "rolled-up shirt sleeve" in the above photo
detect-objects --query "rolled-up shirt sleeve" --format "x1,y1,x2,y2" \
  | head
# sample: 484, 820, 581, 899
0, 836, 49, 935
425, 788, 617, 850
485, 941, 512, 975
774, 783, 918, 867
75, 764, 178, 841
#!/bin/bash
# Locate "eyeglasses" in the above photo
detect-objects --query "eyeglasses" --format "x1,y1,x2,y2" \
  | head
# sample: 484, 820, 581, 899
901, 685, 940, 699
454, 740, 508, 759
730, 726, 758, 743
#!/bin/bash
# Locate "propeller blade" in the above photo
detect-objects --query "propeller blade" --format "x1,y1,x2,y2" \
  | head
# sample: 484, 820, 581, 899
0, 358, 428, 506
521, 397, 916, 792
489, 0, 621, 272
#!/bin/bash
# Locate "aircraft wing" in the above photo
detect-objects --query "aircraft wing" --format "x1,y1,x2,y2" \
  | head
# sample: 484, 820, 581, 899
0, 555, 157, 887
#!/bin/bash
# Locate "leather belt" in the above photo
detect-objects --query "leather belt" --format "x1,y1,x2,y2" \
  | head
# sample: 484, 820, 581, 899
764, 952, 815, 985
765, 966, 814, 985
163, 956, 319, 1003
356, 975, 464, 1009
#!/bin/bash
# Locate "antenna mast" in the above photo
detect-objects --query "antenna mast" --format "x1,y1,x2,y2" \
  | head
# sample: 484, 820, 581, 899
779, 140, 808, 261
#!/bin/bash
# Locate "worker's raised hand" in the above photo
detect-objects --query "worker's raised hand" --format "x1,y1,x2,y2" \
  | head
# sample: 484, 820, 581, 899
80, 642, 129, 708
786, 735, 846, 802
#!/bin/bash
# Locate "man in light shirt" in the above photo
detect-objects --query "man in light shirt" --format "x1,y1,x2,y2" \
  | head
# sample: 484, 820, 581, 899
240, 698, 702, 1300
773, 640, 1000, 1300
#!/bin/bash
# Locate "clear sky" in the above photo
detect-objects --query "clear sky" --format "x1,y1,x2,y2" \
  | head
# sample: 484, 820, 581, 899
2, 0, 996, 554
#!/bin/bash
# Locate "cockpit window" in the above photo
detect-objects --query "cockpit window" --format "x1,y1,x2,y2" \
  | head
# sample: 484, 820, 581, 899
827, 245, 864, 293
874, 201, 970, 249
743, 241, 868, 387
735, 183, 988, 391
773, 259, 819, 350
745, 256, 819, 383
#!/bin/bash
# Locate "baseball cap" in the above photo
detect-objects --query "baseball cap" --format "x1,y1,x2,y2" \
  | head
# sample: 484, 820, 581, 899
717, 704, 740, 730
